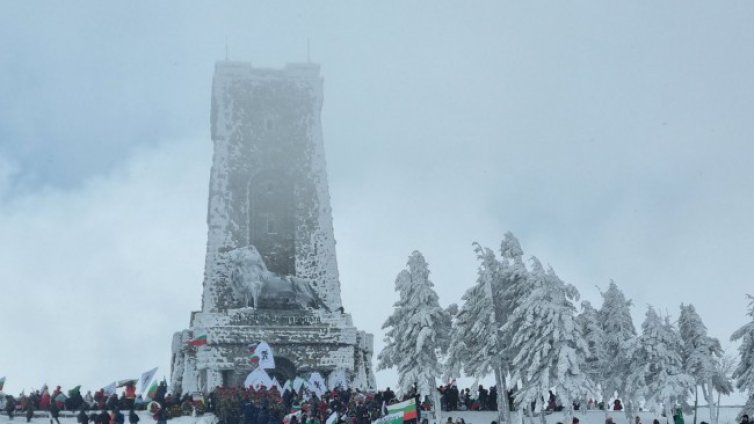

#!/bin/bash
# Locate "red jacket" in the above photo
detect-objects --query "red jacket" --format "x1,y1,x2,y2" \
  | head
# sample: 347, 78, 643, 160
40, 393, 51, 410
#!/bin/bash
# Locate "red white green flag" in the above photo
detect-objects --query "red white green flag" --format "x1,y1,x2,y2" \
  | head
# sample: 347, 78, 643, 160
386, 399, 418, 422
188, 334, 208, 347
145, 381, 159, 400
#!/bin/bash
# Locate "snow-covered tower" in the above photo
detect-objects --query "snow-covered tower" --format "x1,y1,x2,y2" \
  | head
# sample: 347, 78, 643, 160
170, 61, 375, 393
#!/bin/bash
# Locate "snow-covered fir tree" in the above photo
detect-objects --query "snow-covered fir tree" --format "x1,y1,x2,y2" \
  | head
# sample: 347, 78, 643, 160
445, 242, 512, 423
679, 303, 728, 424
625, 307, 693, 417
378, 251, 452, 404
503, 258, 592, 424
731, 294, 754, 419
500, 232, 531, 326
446, 232, 531, 423
598, 281, 637, 409
445, 244, 501, 378
576, 300, 606, 394
710, 354, 735, 422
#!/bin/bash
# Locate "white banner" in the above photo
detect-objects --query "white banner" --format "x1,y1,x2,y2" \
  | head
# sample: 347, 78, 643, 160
308, 372, 327, 397
254, 342, 276, 369
244, 368, 273, 390
327, 369, 348, 390
139, 367, 158, 394
102, 382, 117, 396
292, 377, 307, 392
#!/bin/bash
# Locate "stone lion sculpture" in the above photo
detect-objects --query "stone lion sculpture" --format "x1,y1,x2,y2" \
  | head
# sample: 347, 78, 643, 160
227, 246, 329, 311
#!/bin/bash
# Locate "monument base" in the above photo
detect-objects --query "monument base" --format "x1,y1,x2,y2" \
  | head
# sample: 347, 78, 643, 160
170, 307, 375, 393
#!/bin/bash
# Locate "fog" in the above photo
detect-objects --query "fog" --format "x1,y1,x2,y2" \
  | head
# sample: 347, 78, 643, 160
1, 1, 753, 404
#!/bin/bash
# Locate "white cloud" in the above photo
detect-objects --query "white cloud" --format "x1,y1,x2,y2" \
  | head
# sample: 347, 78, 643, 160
0, 138, 210, 394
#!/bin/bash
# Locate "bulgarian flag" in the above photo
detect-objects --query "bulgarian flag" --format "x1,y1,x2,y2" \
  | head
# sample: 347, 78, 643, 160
249, 353, 260, 364
188, 334, 208, 347
145, 381, 159, 400
386, 399, 418, 422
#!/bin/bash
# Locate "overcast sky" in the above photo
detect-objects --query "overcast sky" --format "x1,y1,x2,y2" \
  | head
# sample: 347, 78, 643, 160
1, 1, 753, 402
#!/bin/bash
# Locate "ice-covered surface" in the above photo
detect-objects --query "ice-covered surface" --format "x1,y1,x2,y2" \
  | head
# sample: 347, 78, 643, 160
428, 408, 745, 424
203, 61, 342, 312
169, 61, 375, 394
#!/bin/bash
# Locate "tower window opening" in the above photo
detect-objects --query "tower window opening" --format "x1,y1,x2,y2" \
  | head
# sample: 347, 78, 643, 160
266, 215, 277, 234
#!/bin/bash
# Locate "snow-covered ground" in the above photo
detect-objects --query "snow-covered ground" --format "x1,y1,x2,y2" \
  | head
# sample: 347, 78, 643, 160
426, 408, 744, 424
0, 409, 744, 424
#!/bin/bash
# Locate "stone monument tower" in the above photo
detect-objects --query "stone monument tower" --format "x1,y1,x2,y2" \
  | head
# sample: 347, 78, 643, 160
170, 61, 375, 393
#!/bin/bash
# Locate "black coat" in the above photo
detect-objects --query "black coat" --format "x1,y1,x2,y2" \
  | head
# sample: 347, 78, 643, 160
78, 410, 90, 424
50, 402, 60, 418
98, 410, 110, 424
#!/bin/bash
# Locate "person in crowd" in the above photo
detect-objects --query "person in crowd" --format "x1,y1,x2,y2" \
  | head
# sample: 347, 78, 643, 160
478, 385, 488, 411
635, 416, 642, 424
128, 409, 139, 424
741, 415, 749, 424
613, 399, 623, 411
78, 409, 90, 424
39, 390, 51, 412
653, 420, 661, 424
50, 388, 61, 410
110, 407, 125, 424
154, 383, 167, 405
106, 395, 118, 412
242, 399, 257, 424
97, 409, 109, 424
124, 384, 136, 411
151, 405, 167, 424
6, 395, 17, 420
85, 392, 94, 408
572, 418, 580, 424
48, 399, 61, 424
94, 391, 105, 410
25, 399, 34, 423
674, 408, 685, 424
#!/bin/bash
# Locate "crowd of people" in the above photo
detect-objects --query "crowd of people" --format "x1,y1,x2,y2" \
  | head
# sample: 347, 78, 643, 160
0, 382, 186, 424
2, 383, 751, 424
0, 383, 417, 424
208, 385, 415, 424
